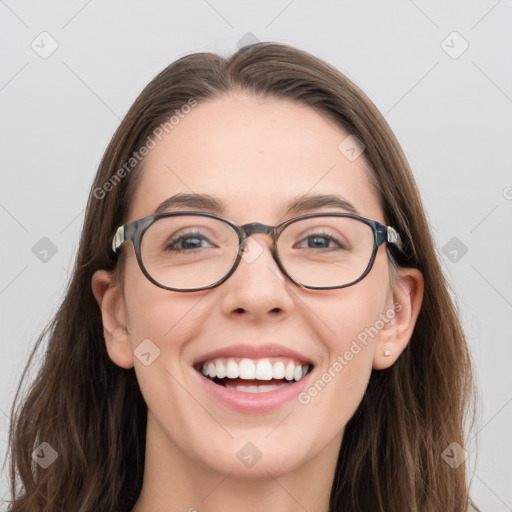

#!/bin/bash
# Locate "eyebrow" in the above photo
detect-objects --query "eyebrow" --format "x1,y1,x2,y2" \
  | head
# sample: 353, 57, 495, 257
153, 192, 359, 217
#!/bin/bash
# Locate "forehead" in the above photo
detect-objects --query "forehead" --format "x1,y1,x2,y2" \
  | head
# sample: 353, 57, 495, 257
127, 92, 383, 224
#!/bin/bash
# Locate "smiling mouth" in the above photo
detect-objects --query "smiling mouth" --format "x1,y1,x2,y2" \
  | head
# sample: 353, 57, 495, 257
194, 357, 313, 393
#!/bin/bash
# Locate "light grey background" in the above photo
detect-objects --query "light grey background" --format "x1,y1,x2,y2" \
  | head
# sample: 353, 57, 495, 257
1, 1, 511, 510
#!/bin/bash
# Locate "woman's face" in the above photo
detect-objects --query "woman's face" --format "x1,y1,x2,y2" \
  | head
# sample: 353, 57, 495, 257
96, 92, 418, 481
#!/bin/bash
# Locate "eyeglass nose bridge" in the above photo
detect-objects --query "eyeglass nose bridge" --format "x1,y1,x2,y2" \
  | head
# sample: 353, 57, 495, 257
238, 222, 280, 250
241, 222, 273, 237
237, 222, 282, 264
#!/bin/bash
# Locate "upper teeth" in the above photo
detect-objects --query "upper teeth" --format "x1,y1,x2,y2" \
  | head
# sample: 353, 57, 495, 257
201, 358, 310, 382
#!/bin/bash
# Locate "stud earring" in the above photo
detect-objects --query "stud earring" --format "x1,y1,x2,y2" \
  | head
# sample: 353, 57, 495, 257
381, 345, 391, 357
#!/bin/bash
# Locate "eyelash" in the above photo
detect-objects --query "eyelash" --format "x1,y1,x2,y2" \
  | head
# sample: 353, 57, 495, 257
294, 229, 346, 250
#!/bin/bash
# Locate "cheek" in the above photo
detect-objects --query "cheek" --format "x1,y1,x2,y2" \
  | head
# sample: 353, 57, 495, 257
298, 257, 391, 408
122, 256, 206, 352
121, 262, 209, 416
296, 302, 382, 436
308, 275, 389, 355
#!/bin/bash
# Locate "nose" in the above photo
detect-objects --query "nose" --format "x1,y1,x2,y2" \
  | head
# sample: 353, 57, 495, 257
219, 233, 295, 320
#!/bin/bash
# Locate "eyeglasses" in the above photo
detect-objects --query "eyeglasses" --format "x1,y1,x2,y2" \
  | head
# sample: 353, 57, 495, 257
111, 211, 402, 292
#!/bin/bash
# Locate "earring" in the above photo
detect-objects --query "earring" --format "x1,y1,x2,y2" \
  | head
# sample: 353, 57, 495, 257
381, 345, 391, 357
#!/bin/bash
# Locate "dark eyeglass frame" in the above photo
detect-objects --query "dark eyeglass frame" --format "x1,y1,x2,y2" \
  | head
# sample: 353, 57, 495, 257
111, 211, 403, 292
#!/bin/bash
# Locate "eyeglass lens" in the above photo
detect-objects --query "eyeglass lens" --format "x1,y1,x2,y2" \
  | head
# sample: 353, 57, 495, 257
140, 215, 375, 290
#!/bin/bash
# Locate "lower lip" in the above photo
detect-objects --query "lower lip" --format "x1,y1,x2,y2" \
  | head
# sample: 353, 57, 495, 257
194, 369, 313, 414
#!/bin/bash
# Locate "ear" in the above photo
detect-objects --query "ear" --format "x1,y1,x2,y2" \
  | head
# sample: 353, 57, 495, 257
91, 270, 134, 369
372, 267, 424, 370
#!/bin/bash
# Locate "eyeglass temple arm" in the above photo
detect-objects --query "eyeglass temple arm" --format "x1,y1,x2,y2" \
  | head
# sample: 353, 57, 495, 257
112, 226, 125, 253
113, 222, 139, 253
385, 226, 403, 251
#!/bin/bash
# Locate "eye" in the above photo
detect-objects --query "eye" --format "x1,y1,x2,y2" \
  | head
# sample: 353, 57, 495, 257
294, 230, 348, 250
165, 230, 215, 251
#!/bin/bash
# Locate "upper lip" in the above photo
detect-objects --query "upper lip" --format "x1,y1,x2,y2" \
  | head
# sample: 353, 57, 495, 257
193, 343, 314, 367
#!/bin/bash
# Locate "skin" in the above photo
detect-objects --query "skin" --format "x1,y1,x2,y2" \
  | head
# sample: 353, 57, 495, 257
92, 92, 424, 512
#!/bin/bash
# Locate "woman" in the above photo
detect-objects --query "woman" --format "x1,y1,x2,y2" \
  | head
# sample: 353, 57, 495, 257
7, 42, 479, 511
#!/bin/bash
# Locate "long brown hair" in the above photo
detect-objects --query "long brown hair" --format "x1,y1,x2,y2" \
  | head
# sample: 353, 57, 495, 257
6, 42, 479, 511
